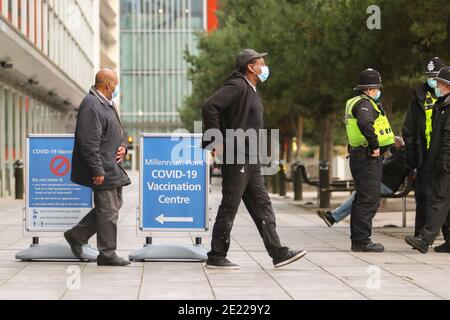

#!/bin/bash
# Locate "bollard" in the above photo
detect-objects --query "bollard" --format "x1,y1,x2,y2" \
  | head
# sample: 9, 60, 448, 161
14, 160, 24, 200
293, 163, 303, 201
272, 169, 280, 194
319, 160, 330, 208
279, 164, 286, 197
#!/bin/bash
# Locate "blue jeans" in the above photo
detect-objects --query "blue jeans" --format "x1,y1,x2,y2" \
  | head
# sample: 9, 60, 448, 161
331, 183, 393, 223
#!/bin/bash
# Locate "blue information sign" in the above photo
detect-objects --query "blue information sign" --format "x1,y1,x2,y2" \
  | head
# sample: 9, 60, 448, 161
140, 134, 209, 231
26, 135, 93, 231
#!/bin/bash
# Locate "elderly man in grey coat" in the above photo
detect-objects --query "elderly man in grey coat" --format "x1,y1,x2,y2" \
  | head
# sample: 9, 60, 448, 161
64, 69, 131, 266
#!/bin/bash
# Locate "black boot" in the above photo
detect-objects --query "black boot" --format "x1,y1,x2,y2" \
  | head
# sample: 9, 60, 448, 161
351, 241, 384, 253
405, 236, 429, 254
434, 242, 450, 253
64, 230, 83, 259
97, 254, 131, 266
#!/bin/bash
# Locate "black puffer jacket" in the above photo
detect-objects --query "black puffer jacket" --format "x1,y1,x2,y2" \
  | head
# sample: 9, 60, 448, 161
71, 87, 131, 190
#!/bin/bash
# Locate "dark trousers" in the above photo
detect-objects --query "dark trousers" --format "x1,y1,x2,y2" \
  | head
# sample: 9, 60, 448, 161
349, 153, 383, 244
70, 187, 123, 258
420, 174, 450, 245
415, 168, 450, 240
208, 164, 289, 261
414, 168, 432, 236
443, 216, 450, 244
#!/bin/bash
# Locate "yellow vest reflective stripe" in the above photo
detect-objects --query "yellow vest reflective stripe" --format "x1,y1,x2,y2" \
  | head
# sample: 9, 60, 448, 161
424, 91, 437, 150
345, 95, 395, 148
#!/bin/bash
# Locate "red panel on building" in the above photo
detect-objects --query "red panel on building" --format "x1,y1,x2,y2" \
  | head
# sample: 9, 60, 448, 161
207, 0, 218, 32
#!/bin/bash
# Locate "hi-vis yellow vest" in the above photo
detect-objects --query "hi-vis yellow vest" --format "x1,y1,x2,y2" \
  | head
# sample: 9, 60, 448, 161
424, 91, 437, 150
345, 95, 395, 148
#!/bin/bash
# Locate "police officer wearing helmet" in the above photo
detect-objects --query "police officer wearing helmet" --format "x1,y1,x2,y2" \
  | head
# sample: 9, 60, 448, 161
402, 57, 445, 237
405, 66, 450, 253
345, 68, 395, 252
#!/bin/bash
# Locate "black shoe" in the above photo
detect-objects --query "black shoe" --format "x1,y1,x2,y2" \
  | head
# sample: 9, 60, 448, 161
273, 250, 308, 268
434, 242, 450, 253
97, 254, 131, 266
405, 236, 429, 254
317, 210, 335, 227
351, 241, 385, 253
64, 230, 83, 259
205, 258, 239, 270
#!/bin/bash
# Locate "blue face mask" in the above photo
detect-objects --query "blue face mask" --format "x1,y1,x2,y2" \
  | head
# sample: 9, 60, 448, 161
428, 78, 437, 89
258, 66, 270, 82
108, 83, 120, 100
435, 87, 442, 98
373, 90, 381, 101
112, 84, 120, 99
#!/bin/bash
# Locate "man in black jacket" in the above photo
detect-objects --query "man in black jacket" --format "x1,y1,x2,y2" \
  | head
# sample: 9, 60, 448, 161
405, 66, 450, 254
64, 69, 131, 266
402, 57, 445, 237
202, 49, 307, 269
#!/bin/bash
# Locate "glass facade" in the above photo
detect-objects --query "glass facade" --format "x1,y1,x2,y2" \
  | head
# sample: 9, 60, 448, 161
0, 0, 99, 197
120, 0, 206, 137
0, 0, 97, 90
0, 84, 70, 197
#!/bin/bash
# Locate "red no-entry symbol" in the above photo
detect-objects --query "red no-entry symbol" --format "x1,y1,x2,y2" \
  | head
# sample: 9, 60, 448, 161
50, 155, 71, 177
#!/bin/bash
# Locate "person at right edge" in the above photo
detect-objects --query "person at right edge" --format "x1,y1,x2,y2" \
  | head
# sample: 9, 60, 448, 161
405, 66, 450, 254
402, 57, 446, 240
345, 68, 395, 252
201, 49, 307, 269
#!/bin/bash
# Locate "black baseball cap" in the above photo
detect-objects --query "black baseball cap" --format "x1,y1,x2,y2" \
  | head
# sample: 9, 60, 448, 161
236, 49, 268, 69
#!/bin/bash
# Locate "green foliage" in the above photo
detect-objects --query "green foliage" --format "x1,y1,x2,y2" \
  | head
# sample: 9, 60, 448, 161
180, 0, 450, 144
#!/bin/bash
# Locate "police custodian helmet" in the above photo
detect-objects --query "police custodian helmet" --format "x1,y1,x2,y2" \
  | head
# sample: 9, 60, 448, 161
425, 57, 445, 77
354, 68, 383, 91
436, 66, 450, 86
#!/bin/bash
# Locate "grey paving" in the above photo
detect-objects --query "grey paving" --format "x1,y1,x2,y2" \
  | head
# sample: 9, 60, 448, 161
0, 172, 449, 300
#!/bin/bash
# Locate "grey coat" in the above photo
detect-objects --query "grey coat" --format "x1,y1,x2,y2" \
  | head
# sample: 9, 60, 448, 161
71, 87, 131, 190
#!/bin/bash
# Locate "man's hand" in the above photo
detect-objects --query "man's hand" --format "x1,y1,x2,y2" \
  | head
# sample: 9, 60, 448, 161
116, 146, 127, 163
370, 148, 380, 157
92, 176, 105, 186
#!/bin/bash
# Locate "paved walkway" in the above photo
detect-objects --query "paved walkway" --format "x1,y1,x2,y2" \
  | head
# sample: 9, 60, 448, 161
0, 172, 449, 300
